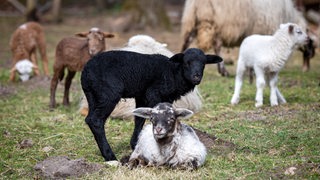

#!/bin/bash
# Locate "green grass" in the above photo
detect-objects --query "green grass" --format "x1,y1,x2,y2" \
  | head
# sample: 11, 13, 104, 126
0, 16, 319, 179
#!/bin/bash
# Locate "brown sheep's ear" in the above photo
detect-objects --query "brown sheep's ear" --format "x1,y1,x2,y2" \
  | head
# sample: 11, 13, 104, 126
103, 32, 115, 38
205, 55, 223, 64
169, 53, 184, 63
75, 32, 89, 37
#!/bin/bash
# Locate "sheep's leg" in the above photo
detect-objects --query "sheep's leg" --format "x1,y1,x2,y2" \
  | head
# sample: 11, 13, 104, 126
276, 89, 287, 105
231, 56, 246, 103
231, 60, 246, 105
31, 51, 40, 76
86, 108, 117, 161
63, 70, 76, 106
214, 39, 229, 76
9, 68, 16, 82
255, 68, 265, 108
269, 72, 279, 106
49, 66, 64, 108
37, 35, 50, 76
85, 89, 120, 161
130, 98, 147, 150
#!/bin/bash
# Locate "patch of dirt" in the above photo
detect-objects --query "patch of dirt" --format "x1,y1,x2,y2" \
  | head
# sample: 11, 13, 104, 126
34, 156, 104, 179
21, 75, 51, 91
193, 127, 236, 150
269, 162, 320, 179
0, 83, 16, 98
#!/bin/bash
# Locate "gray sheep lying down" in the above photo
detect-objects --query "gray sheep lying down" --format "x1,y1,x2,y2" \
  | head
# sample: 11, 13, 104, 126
128, 103, 207, 170
81, 48, 222, 161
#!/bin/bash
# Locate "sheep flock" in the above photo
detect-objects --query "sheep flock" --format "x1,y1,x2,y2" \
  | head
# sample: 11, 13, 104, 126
5, 0, 319, 173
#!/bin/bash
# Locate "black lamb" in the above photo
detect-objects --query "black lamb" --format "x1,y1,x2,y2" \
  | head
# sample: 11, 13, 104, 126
81, 48, 222, 161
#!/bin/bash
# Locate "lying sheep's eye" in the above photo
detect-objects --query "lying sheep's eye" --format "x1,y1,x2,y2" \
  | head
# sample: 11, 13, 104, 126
296, 30, 302, 34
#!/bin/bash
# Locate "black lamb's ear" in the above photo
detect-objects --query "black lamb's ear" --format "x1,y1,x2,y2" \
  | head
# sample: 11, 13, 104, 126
169, 53, 184, 63
205, 55, 223, 64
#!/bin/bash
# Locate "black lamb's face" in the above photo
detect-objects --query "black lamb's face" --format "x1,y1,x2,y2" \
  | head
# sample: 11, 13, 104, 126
183, 51, 206, 85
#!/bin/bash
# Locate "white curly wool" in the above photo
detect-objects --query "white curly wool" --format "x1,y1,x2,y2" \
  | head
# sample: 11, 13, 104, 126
128, 103, 207, 169
231, 23, 308, 107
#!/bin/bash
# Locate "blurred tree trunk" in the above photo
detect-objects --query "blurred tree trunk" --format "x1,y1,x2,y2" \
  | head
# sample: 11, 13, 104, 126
26, 0, 38, 21
123, 0, 171, 30
50, 0, 61, 22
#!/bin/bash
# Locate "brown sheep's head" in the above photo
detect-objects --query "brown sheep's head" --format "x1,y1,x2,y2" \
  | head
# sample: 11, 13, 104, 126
75, 27, 115, 56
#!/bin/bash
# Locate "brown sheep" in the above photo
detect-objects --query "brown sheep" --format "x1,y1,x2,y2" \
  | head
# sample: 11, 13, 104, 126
49, 27, 114, 109
9, 22, 49, 82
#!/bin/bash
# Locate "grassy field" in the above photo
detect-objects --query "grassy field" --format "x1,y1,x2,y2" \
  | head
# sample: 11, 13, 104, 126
0, 14, 319, 179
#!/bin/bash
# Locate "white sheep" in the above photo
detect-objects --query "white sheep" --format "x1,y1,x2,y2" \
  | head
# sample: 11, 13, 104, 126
128, 102, 207, 170
79, 35, 203, 118
231, 23, 309, 107
181, 0, 313, 76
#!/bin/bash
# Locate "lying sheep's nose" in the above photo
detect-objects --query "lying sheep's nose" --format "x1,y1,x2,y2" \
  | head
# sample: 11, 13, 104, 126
155, 127, 162, 134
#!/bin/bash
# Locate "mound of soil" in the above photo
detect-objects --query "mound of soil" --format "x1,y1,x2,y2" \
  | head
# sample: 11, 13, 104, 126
34, 156, 104, 179
193, 127, 236, 150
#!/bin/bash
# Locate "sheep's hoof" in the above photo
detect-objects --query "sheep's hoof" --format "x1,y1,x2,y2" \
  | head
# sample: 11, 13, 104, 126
230, 97, 239, 105
255, 102, 263, 108
105, 160, 120, 167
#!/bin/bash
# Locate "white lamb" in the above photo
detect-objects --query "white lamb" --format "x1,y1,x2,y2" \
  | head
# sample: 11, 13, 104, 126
231, 23, 309, 107
128, 103, 207, 170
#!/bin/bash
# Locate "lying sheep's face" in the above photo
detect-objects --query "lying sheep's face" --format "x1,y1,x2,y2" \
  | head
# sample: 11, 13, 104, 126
148, 103, 177, 140
133, 103, 194, 141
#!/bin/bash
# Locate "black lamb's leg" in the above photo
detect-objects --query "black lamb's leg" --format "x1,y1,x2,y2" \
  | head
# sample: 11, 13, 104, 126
86, 115, 117, 161
130, 98, 147, 150
84, 89, 120, 161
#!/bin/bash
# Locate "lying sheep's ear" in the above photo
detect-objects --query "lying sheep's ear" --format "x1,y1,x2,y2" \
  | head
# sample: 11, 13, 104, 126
205, 55, 223, 64
132, 108, 153, 119
169, 53, 184, 63
175, 108, 193, 119
103, 32, 115, 38
75, 32, 89, 37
